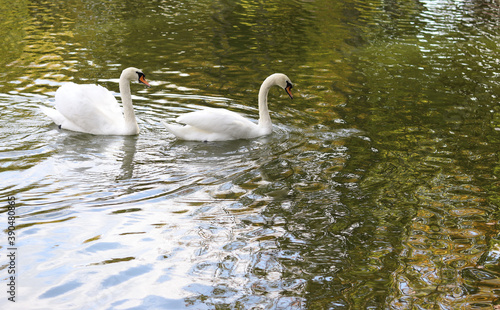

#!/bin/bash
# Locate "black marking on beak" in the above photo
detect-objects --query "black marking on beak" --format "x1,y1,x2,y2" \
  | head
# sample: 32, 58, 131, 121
285, 81, 293, 99
137, 72, 151, 87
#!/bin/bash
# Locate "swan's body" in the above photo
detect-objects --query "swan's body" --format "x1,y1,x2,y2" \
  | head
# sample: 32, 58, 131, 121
164, 73, 293, 141
40, 67, 150, 135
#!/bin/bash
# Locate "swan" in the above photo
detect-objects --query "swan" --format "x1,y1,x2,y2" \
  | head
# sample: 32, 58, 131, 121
163, 73, 293, 141
39, 67, 150, 135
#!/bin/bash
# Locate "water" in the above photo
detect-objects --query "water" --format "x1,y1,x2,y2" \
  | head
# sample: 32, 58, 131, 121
1, 0, 500, 309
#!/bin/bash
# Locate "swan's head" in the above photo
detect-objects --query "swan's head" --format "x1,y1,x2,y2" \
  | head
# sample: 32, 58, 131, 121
121, 67, 150, 87
267, 73, 293, 99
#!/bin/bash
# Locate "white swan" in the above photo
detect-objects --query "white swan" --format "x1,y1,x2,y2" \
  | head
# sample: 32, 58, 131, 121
163, 73, 293, 141
40, 67, 150, 135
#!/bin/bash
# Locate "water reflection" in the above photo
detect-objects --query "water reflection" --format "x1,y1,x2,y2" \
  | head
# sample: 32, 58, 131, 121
1, 0, 500, 309
345, 0, 500, 308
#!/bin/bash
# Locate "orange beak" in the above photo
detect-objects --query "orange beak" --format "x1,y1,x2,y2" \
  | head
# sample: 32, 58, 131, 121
139, 75, 150, 87
285, 85, 293, 99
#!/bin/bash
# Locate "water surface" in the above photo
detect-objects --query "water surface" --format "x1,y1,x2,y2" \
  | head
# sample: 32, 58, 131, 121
1, 0, 500, 309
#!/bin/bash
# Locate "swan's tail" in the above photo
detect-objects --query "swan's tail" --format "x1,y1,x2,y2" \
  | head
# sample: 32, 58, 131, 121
162, 120, 182, 135
39, 105, 65, 126
162, 120, 212, 141
161, 120, 187, 134
39, 105, 88, 133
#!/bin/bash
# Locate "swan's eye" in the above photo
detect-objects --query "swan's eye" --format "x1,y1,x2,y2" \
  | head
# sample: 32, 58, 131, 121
286, 81, 293, 89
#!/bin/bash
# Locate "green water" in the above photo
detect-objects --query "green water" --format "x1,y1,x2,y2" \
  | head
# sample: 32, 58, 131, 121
1, 0, 500, 309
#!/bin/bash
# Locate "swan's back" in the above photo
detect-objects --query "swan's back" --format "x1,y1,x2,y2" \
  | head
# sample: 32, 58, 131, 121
55, 83, 124, 134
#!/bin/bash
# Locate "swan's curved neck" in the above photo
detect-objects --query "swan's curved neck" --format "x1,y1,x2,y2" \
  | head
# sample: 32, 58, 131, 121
257, 77, 274, 130
119, 77, 139, 134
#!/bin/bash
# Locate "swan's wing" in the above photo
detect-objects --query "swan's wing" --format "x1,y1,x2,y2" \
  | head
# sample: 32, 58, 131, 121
177, 108, 257, 135
55, 83, 123, 132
